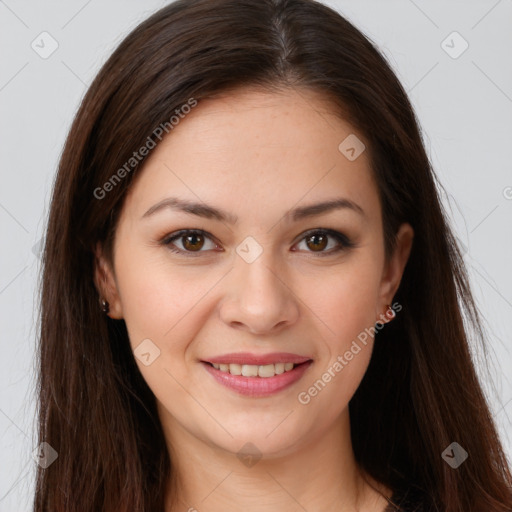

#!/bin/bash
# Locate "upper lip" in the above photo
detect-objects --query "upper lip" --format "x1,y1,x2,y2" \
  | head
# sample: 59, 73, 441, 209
202, 352, 312, 366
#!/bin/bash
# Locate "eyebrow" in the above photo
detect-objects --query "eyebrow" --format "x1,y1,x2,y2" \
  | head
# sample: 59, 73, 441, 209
141, 196, 365, 223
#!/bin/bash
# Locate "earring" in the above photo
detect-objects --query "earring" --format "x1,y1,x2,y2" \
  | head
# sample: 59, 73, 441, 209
384, 304, 396, 321
100, 299, 110, 314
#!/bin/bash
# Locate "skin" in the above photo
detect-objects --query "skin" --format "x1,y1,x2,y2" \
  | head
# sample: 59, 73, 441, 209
95, 87, 414, 512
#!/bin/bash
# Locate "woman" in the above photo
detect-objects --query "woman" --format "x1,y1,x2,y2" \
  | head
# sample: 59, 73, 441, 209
34, 0, 512, 510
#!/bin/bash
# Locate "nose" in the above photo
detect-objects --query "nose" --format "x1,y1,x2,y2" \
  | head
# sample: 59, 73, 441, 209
219, 250, 300, 335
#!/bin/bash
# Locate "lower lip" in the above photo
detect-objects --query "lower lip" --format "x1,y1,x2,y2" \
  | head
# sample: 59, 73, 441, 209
202, 361, 313, 397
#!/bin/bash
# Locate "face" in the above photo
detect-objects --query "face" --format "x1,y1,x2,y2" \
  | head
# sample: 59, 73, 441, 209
95, 87, 413, 458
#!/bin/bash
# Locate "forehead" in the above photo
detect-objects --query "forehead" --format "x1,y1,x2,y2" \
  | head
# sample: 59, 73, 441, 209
122, 87, 380, 227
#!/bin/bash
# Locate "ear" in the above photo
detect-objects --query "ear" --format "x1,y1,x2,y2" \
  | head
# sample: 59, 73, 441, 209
376, 222, 414, 322
93, 241, 123, 319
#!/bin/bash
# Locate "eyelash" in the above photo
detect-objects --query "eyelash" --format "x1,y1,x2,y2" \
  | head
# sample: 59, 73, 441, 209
160, 228, 355, 257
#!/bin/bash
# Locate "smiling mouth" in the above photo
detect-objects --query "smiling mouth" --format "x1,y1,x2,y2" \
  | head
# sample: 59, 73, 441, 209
204, 361, 311, 378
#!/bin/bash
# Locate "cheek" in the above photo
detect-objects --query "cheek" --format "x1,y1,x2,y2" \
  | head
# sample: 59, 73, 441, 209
114, 258, 205, 403
115, 269, 179, 346
293, 258, 380, 411
296, 319, 375, 427
114, 242, 210, 342
301, 257, 381, 350
113, 247, 224, 391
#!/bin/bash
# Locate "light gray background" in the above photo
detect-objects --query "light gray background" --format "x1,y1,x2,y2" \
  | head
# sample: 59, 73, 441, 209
1, 1, 511, 510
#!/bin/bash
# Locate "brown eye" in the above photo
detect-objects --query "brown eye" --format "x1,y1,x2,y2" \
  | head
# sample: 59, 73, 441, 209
294, 229, 355, 256
182, 233, 205, 251
305, 233, 328, 252
163, 229, 219, 255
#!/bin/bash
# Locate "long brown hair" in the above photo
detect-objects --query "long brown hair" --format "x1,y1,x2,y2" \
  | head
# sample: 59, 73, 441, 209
34, 0, 512, 510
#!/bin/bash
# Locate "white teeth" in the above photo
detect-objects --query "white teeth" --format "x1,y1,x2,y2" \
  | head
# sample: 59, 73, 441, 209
210, 362, 299, 377
258, 364, 275, 378
242, 364, 259, 377
228, 363, 242, 375
274, 363, 285, 375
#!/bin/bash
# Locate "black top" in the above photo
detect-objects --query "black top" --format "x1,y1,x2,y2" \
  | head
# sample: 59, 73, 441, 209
384, 486, 429, 511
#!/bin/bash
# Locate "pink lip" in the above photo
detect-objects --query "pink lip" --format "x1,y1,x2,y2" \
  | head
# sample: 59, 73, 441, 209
202, 360, 313, 397
202, 352, 312, 366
